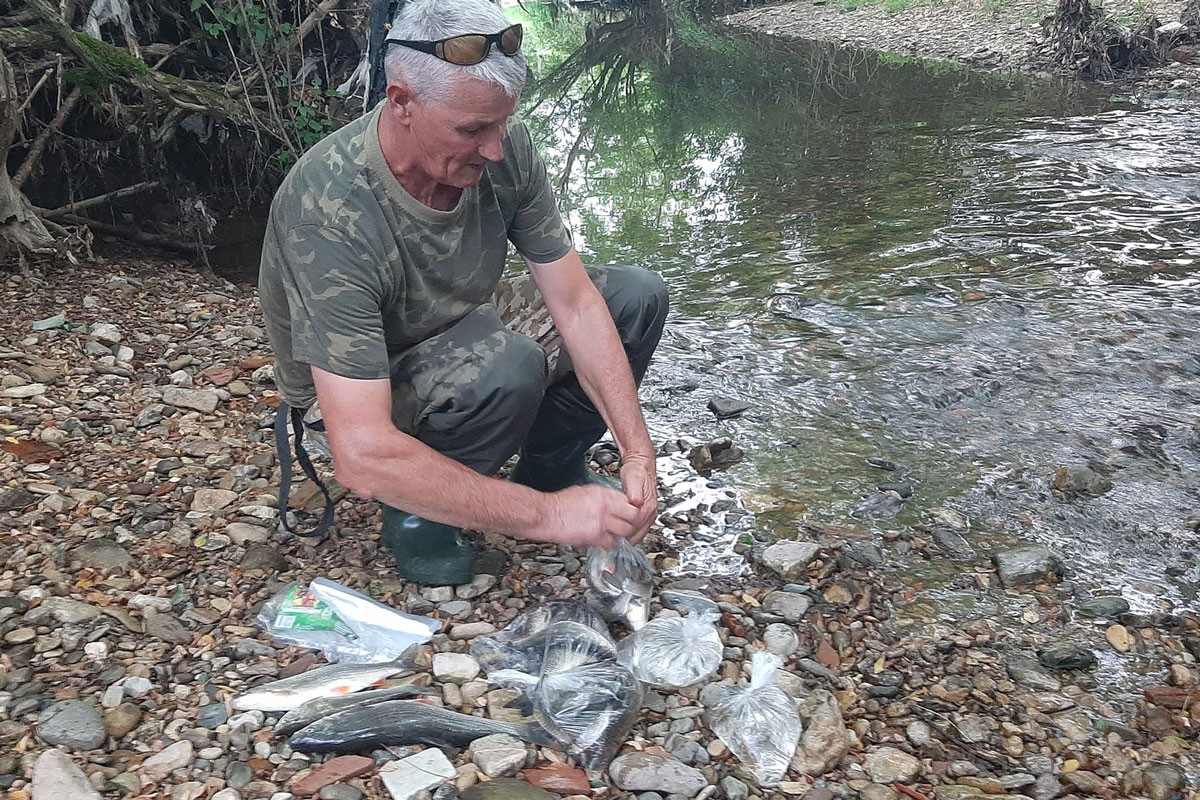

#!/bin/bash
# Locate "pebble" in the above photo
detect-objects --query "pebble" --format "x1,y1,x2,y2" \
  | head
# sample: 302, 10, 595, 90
609, 752, 708, 796
378, 748, 456, 799
433, 652, 481, 683
141, 740, 195, 781
762, 622, 801, 656
469, 733, 527, 777
992, 546, 1064, 588
758, 540, 820, 580
759, 591, 811, 623
863, 747, 920, 784
31, 749, 100, 800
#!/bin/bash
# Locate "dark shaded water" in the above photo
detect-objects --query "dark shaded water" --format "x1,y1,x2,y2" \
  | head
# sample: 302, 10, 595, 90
517, 15, 1200, 617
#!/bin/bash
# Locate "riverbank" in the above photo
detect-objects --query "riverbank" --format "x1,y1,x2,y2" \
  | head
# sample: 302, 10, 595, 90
723, 0, 1200, 93
1, 260, 1197, 798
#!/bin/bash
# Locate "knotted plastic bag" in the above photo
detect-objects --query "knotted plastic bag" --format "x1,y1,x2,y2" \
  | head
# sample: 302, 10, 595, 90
709, 651, 802, 784
470, 601, 610, 674
585, 539, 654, 630
616, 609, 722, 688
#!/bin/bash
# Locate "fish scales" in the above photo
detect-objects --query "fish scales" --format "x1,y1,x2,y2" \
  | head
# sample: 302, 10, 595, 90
273, 683, 427, 736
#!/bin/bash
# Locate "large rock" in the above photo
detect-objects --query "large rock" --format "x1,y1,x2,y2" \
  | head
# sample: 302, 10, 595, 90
24, 597, 101, 625
36, 701, 107, 750
760, 591, 811, 623
791, 689, 850, 775
191, 488, 239, 513
993, 546, 1063, 588
31, 749, 101, 800
609, 752, 708, 796
760, 540, 821, 581
1005, 655, 1062, 691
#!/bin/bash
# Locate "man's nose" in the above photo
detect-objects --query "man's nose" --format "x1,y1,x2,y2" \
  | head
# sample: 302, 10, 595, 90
479, 132, 505, 163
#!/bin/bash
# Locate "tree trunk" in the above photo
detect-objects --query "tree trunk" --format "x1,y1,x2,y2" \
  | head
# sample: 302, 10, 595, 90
0, 47, 56, 263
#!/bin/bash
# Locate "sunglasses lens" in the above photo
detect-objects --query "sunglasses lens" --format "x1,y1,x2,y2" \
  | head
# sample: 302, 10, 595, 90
440, 34, 488, 65
500, 24, 523, 55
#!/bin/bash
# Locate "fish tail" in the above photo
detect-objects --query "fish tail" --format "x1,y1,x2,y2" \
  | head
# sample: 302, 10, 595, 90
519, 722, 563, 749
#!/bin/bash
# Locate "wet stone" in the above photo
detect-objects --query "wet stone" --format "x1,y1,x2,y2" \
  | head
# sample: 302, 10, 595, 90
993, 546, 1064, 588
1039, 643, 1097, 671
1074, 596, 1131, 619
759, 540, 821, 581
1005, 655, 1062, 691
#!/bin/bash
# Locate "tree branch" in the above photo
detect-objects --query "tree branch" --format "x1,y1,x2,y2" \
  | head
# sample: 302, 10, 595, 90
39, 180, 162, 219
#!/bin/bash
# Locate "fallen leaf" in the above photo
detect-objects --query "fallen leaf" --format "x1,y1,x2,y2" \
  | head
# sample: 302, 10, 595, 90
1, 439, 63, 463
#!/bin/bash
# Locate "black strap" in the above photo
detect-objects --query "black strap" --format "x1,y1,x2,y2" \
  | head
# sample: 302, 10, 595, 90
274, 402, 335, 538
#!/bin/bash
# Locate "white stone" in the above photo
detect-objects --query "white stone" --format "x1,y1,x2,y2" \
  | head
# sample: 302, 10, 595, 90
762, 622, 801, 657
170, 370, 194, 387
609, 752, 708, 795
469, 733, 527, 777
761, 540, 820, 580
863, 746, 920, 784
191, 488, 239, 513
101, 683, 125, 708
89, 323, 122, 345
31, 749, 101, 800
379, 748, 456, 800
2, 382, 47, 398
210, 790, 241, 800
432, 652, 480, 684
140, 740, 195, 781
225, 522, 270, 545
161, 387, 220, 413
121, 676, 154, 697
116, 345, 135, 363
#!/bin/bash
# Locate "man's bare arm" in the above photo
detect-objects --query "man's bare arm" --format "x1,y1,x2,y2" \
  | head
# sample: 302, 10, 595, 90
526, 249, 658, 539
310, 367, 638, 547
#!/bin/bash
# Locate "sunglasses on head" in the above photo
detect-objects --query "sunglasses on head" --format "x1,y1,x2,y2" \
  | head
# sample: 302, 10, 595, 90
386, 23, 523, 66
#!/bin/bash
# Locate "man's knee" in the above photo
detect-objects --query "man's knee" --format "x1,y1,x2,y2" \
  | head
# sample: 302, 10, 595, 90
594, 264, 669, 341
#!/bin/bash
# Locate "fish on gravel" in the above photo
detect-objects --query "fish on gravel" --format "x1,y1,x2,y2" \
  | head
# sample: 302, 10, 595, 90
273, 682, 429, 736
585, 539, 653, 630
530, 660, 644, 770
288, 700, 558, 752
232, 658, 416, 712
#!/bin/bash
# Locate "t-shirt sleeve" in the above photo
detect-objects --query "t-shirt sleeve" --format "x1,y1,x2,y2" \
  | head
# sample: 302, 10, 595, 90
507, 121, 574, 265
274, 223, 391, 381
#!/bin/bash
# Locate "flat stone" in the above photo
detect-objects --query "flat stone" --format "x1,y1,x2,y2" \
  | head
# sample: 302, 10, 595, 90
226, 522, 271, 545
1005, 655, 1062, 691
140, 740, 195, 781
192, 488, 239, 513
72, 539, 132, 572
162, 387, 220, 413
760, 590, 811, 623
707, 395, 751, 419
993, 546, 1064, 588
470, 733, 526, 778
31, 748, 101, 800
25, 597, 100, 625
521, 764, 590, 794
760, 540, 821, 581
792, 689, 851, 775
0, 487, 38, 511
290, 755, 374, 796
450, 622, 497, 641
36, 700, 106, 750
143, 612, 192, 645
241, 544, 289, 572
1074, 596, 1130, 619
863, 747, 920, 784
609, 752, 708, 796
378, 748, 455, 800
1039, 643, 1097, 671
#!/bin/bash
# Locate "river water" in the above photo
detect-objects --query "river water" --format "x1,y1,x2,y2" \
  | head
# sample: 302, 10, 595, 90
517, 13, 1200, 623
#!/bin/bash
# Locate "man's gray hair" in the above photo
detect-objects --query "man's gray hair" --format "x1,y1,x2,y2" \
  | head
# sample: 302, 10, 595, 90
384, 0, 527, 103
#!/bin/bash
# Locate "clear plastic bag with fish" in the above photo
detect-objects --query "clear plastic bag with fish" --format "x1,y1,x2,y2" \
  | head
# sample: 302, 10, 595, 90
470, 600, 609, 674
616, 609, 723, 688
491, 660, 644, 771
709, 651, 802, 785
585, 538, 654, 630
257, 578, 441, 663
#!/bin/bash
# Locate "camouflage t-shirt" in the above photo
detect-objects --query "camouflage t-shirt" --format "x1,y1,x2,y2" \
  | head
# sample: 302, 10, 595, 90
258, 104, 573, 409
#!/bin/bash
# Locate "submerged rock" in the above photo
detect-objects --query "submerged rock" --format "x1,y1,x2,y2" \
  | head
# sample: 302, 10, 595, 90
993, 546, 1064, 588
1051, 465, 1113, 499
1074, 596, 1131, 619
1039, 643, 1097, 671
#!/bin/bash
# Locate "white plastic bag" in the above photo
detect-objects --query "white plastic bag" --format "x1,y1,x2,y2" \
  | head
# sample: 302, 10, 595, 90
256, 578, 441, 663
470, 601, 610, 674
709, 651, 802, 784
585, 539, 653, 630
616, 609, 722, 688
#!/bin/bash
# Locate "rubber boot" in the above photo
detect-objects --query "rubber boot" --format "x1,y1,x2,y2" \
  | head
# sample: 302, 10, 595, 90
379, 506, 474, 586
510, 429, 620, 493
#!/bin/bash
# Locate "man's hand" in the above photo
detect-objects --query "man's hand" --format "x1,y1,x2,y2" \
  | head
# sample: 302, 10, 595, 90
531, 485, 643, 549
619, 452, 658, 544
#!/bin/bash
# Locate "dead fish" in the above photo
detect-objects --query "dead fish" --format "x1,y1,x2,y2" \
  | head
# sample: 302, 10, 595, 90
538, 621, 618, 675
585, 539, 653, 630
288, 700, 558, 752
232, 656, 415, 712
273, 682, 428, 736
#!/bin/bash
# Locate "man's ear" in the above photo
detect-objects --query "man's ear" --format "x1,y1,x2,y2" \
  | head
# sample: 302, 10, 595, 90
385, 82, 416, 122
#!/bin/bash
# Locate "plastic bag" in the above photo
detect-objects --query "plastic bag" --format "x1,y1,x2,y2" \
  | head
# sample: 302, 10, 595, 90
709, 651, 802, 785
585, 539, 654, 630
470, 601, 609, 674
490, 660, 643, 772
616, 609, 722, 688
257, 578, 441, 663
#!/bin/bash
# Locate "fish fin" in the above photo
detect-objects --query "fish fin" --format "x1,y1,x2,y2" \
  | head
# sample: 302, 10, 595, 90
520, 722, 564, 749
503, 694, 535, 715
331, 685, 353, 694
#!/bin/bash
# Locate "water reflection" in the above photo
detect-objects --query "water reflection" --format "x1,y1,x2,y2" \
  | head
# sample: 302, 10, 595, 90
519, 12, 1200, 609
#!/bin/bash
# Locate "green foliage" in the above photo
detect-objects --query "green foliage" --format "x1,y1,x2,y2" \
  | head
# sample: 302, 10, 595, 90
64, 33, 151, 98
275, 80, 337, 171
190, 0, 292, 53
